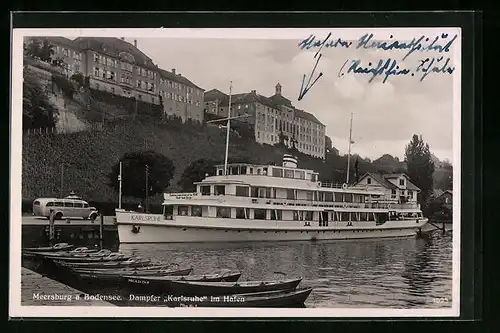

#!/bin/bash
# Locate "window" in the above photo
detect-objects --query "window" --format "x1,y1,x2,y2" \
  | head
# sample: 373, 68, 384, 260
46, 202, 54, 207
286, 189, 295, 200
108, 71, 115, 81
216, 207, 231, 218
83, 203, 89, 208
295, 170, 305, 179
270, 210, 282, 220
408, 191, 413, 199
341, 212, 350, 221
33, 201, 40, 206
272, 168, 283, 177
284, 169, 294, 178
94, 67, 100, 77
236, 208, 249, 219
200, 186, 211, 195
391, 190, 396, 197
192, 206, 202, 217
304, 211, 313, 220
399, 178, 405, 186
306, 191, 313, 201
235, 186, 249, 197
344, 193, 353, 202
74, 202, 84, 208
254, 209, 267, 220
324, 192, 333, 202
178, 206, 189, 216
64, 202, 74, 207
214, 185, 225, 195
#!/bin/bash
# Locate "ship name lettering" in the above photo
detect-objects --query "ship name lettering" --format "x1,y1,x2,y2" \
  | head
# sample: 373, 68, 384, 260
131, 215, 161, 222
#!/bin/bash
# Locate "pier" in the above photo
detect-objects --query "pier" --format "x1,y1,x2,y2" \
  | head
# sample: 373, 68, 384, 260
21, 268, 116, 306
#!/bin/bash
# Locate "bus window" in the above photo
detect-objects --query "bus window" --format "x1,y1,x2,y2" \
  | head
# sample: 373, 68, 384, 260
54, 201, 63, 207
74, 202, 84, 208
64, 202, 74, 207
46, 202, 55, 207
33, 201, 41, 206
83, 203, 89, 208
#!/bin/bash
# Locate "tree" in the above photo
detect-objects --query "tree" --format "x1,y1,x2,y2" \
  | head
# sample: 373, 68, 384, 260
25, 39, 42, 58
23, 70, 59, 129
108, 150, 175, 200
71, 72, 85, 86
178, 158, 217, 192
39, 39, 55, 62
404, 134, 435, 207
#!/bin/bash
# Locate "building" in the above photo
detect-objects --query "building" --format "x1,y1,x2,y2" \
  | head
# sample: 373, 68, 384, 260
428, 189, 452, 221
351, 172, 421, 204
204, 83, 326, 159
24, 36, 205, 123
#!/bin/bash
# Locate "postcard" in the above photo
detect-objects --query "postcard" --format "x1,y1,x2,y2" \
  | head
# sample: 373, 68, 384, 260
10, 26, 461, 318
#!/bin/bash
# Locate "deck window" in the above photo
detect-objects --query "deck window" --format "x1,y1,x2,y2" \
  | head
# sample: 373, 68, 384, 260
324, 192, 333, 202
272, 168, 283, 177
334, 193, 342, 202
178, 206, 189, 216
236, 208, 249, 219
351, 213, 358, 221
294, 170, 305, 179
230, 166, 239, 175
164, 205, 174, 219
200, 185, 211, 195
306, 191, 313, 201
254, 209, 267, 220
304, 211, 313, 220
311, 174, 318, 182
293, 211, 300, 221
192, 206, 202, 217
284, 169, 294, 179
341, 212, 350, 221
270, 210, 282, 220
360, 212, 368, 221
262, 167, 268, 175
240, 166, 247, 175
216, 207, 231, 218
344, 193, 353, 202
236, 186, 249, 197
214, 185, 226, 195
286, 189, 295, 200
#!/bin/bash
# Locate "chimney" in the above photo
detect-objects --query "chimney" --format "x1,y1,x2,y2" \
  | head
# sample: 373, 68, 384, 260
133, 39, 137, 47
251, 90, 256, 94
275, 82, 282, 96
172, 68, 176, 75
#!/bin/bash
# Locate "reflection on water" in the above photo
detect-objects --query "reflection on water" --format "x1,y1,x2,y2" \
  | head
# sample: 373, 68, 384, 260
115, 232, 453, 308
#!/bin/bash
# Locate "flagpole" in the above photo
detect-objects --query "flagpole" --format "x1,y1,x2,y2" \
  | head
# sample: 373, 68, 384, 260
118, 161, 122, 209
224, 81, 232, 176
346, 112, 353, 184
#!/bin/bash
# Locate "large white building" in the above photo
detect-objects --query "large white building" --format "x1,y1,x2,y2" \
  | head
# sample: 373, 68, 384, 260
204, 83, 326, 159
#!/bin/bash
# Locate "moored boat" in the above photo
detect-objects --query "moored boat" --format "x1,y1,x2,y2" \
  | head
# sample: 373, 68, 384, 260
124, 271, 242, 291
54, 257, 151, 269
162, 287, 313, 308
22, 242, 74, 252
165, 277, 302, 296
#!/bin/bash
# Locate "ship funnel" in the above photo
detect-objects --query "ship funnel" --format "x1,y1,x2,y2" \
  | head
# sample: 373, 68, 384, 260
282, 154, 298, 168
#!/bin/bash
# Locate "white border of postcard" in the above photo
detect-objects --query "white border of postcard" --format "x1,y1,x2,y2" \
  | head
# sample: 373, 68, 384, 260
10, 27, 461, 318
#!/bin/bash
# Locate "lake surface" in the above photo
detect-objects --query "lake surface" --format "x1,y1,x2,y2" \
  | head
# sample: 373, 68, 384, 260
112, 231, 453, 308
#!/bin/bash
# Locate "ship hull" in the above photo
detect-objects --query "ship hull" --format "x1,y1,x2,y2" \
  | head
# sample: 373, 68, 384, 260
116, 211, 428, 243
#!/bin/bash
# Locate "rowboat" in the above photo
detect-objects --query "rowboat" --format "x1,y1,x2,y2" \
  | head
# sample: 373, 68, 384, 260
165, 277, 303, 296
54, 257, 151, 269
124, 271, 242, 291
22, 243, 74, 252
162, 287, 313, 308
46, 252, 131, 263
28, 249, 113, 260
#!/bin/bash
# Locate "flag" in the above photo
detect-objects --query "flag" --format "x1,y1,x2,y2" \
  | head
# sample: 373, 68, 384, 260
354, 157, 359, 182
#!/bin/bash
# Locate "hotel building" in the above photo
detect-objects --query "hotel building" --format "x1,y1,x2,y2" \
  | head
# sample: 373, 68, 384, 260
204, 83, 326, 159
25, 36, 205, 123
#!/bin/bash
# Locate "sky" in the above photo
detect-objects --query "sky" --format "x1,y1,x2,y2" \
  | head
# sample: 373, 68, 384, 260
124, 32, 457, 162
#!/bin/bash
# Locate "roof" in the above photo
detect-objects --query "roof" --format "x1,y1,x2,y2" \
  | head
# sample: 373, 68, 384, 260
269, 94, 293, 107
294, 108, 324, 125
435, 189, 453, 199
354, 172, 421, 191
158, 68, 203, 90
39, 36, 78, 49
73, 37, 158, 71
433, 189, 445, 198
204, 90, 276, 109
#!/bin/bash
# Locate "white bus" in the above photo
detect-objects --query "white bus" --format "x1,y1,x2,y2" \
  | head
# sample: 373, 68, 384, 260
32, 194, 99, 221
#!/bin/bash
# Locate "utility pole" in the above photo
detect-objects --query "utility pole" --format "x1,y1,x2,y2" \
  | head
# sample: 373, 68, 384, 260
346, 112, 354, 184
224, 81, 233, 176
145, 164, 149, 213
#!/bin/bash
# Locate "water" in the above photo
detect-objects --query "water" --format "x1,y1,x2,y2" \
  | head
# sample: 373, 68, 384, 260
111, 231, 453, 308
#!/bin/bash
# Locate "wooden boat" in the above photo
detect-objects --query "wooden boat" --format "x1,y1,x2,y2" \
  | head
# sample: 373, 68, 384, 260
29, 249, 113, 260
166, 277, 303, 296
22, 243, 74, 253
162, 287, 313, 308
54, 257, 151, 269
45, 252, 131, 263
124, 271, 242, 291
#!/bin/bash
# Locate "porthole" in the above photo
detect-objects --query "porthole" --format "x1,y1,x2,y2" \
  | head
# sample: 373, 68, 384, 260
183, 228, 187, 231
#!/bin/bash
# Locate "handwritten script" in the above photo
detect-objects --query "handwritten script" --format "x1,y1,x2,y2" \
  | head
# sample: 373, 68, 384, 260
297, 32, 457, 100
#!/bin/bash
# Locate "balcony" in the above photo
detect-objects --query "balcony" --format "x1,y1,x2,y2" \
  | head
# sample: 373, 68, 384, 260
163, 193, 421, 210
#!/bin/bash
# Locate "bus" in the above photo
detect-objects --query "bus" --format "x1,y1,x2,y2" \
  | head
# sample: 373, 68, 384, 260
32, 193, 99, 221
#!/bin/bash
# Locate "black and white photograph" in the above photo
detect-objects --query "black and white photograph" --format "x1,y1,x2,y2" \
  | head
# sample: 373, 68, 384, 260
10, 27, 460, 318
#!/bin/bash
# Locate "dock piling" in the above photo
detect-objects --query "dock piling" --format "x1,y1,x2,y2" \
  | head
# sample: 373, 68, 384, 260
99, 214, 104, 248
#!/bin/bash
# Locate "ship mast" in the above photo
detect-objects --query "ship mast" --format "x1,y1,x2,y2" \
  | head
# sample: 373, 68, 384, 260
346, 112, 354, 184
224, 81, 232, 176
